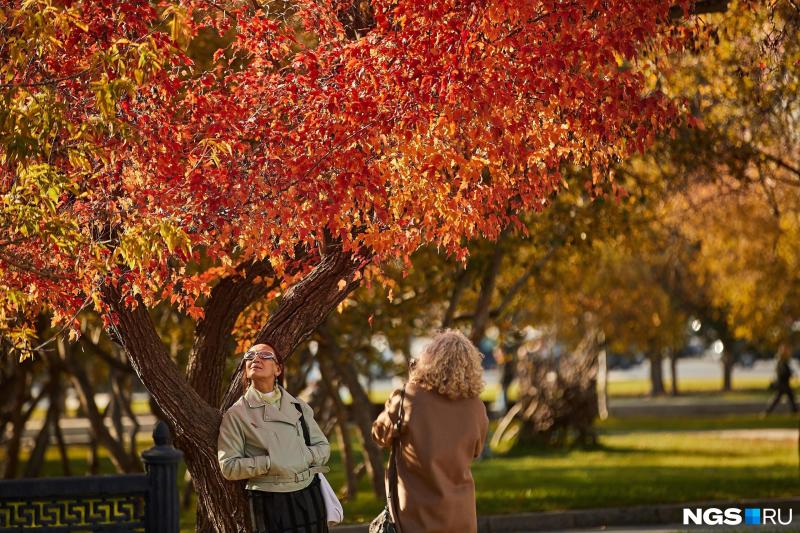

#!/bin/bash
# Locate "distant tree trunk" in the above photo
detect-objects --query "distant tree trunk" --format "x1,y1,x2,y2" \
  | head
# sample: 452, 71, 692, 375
469, 230, 507, 345
722, 351, 734, 391
669, 351, 679, 397
649, 353, 665, 397
60, 338, 140, 473
318, 324, 386, 498
3, 364, 32, 479
596, 348, 609, 420
23, 377, 57, 477
442, 266, 471, 329
317, 356, 358, 500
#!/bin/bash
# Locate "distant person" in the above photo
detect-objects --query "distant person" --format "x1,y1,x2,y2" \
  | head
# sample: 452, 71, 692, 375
218, 343, 331, 533
765, 343, 798, 415
495, 346, 516, 415
372, 330, 489, 533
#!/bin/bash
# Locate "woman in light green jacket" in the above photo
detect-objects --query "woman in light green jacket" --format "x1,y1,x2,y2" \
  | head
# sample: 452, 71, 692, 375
218, 343, 330, 532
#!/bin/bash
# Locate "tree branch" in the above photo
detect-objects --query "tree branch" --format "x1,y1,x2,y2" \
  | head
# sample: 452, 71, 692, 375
442, 265, 471, 329
221, 245, 369, 411
187, 257, 281, 407
490, 246, 558, 320
669, 0, 729, 20
101, 282, 219, 443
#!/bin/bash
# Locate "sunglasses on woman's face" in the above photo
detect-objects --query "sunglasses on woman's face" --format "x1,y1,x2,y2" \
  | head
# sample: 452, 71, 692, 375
243, 350, 277, 362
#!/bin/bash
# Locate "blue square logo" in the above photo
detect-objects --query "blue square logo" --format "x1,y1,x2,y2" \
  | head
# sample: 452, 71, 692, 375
745, 508, 761, 525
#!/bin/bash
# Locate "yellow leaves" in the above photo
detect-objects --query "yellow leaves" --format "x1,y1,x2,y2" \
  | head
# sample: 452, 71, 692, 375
116, 219, 191, 271
158, 220, 191, 255
192, 139, 234, 171
161, 4, 192, 49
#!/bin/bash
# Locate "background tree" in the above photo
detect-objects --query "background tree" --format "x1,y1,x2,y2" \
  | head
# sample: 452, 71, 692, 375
636, 0, 800, 386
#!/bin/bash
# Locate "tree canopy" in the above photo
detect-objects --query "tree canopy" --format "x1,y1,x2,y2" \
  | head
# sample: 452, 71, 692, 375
1, 0, 701, 354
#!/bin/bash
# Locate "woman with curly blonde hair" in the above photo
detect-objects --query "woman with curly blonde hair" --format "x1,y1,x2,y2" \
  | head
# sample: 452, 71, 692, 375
372, 330, 489, 533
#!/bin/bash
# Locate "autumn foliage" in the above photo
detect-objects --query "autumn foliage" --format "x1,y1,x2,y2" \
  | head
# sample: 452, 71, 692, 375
1, 0, 700, 350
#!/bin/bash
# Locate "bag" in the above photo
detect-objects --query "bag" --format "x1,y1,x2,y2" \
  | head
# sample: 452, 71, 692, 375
369, 386, 407, 533
319, 473, 344, 526
295, 403, 344, 526
369, 507, 397, 533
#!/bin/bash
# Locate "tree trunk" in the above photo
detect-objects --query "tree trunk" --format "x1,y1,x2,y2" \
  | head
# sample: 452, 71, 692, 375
3, 364, 31, 479
23, 378, 57, 477
60, 338, 140, 473
318, 354, 358, 500
187, 259, 278, 407
318, 325, 386, 498
669, 351, 679, 397
649, 353, 665, 397
469, 230, 507, 345
442, 265, 470, 329
596, 348, 608, 420
103, 247, 366, 532
722, 351, 734, 392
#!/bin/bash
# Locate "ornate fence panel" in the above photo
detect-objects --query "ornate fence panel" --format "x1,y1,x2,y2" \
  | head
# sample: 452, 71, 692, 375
0, 421, 182, 533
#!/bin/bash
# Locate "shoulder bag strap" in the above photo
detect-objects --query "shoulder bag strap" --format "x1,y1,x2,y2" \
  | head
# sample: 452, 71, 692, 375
387, 385, 406, 530
294, 403, 311, 446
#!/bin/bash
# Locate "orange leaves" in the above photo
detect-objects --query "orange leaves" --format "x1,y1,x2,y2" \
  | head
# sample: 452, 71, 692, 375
0, 0, 699, 347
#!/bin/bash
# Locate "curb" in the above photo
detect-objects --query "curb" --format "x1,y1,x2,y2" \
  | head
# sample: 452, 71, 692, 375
333, 498, 800, 532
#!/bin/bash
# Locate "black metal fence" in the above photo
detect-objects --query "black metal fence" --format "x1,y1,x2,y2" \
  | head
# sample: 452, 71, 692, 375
0, 421, 182, 533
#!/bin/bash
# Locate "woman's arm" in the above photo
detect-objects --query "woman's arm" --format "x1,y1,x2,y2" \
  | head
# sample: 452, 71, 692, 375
301, 402, 331, 466
217, 410, 271, 480
371, 388, 404, 448
474, 406, 489, 459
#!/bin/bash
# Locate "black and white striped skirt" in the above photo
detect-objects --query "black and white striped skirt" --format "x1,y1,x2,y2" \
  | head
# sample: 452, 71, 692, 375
247, 476, 329, 533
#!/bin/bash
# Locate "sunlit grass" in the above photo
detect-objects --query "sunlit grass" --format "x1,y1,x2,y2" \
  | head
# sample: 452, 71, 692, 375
6, 418, 795, 531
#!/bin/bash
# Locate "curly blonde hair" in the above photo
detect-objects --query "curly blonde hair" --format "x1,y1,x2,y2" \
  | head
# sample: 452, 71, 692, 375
409, 330, 485, 399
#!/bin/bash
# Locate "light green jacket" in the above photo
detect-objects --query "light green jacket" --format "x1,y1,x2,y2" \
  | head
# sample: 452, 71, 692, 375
218, 385, 330, 493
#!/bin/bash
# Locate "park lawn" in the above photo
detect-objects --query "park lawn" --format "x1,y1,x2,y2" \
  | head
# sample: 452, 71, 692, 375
5, 415, 797, 531
606, 376, 782, 397
597, 413, 799, 432
325, 425, 799, 525
365, 376, 788, 404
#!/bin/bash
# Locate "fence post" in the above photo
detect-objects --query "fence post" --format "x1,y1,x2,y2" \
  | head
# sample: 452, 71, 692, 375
142, 420, 183, 533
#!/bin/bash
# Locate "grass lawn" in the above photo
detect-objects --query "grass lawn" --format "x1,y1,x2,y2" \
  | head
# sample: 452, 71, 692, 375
325, 420, 800, 525
605, 376, 786, 397
6, 413, 797, 531
598, 413, 799, 432
365, 376, 788, 405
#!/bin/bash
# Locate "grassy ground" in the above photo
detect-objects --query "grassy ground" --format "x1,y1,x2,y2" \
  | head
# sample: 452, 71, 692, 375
6, 413, 796, 531
598, 413, 799, 432
365, 376, 785, 405
606, 376, 782, 398
326, 417, 800, 525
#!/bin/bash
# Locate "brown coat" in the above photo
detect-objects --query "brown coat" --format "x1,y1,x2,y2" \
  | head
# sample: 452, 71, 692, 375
372, 382, 489, 533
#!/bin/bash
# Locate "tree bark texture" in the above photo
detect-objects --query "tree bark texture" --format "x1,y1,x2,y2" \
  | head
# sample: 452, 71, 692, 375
102, 247, 366, 532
